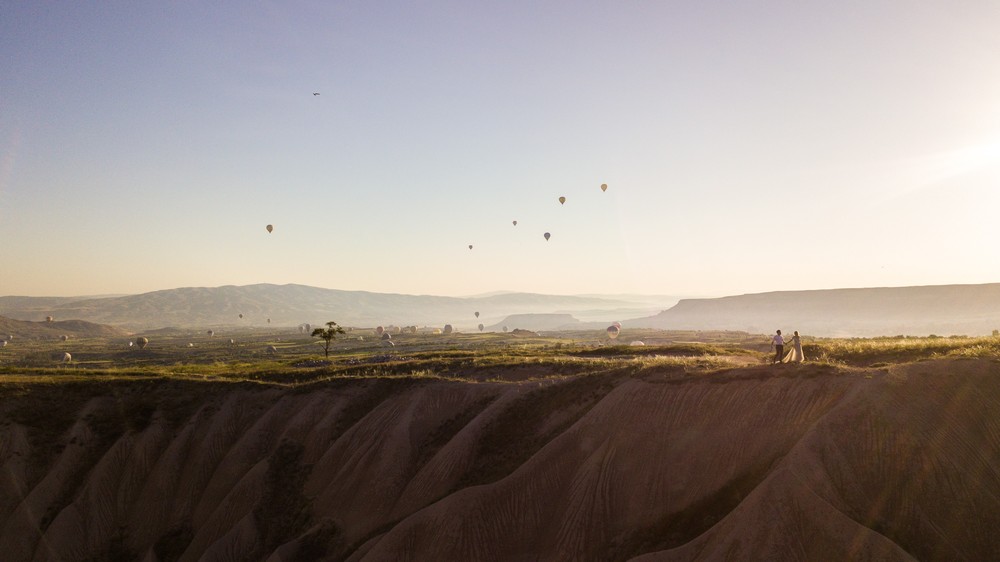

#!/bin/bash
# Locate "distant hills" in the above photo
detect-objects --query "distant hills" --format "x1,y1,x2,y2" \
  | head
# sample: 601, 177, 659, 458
4, 282, 1000, 336
0, 284, 672, 331
0, 316, 129, 340
628, 283, 1000, 337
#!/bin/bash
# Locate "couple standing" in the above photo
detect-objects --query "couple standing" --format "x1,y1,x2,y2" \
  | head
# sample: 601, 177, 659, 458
771, 329, 805, 364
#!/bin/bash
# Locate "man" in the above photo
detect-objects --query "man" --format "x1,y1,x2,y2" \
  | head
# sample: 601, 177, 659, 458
771, 330, 784, 364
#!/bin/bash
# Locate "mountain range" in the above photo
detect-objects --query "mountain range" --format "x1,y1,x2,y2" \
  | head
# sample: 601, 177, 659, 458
3, 282, 1000, 336
0, 284, 673, 331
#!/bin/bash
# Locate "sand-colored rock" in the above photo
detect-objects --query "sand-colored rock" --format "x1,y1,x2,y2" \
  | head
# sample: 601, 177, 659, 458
1, 360, 1000, 560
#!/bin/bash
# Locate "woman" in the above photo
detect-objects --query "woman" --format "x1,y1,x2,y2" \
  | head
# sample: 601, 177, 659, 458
782, 331, 805, 363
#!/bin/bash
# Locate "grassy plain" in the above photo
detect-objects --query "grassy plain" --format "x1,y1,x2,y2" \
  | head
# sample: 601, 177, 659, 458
2, 327, 999, 386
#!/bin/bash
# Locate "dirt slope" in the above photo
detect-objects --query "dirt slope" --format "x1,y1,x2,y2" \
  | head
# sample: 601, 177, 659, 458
2, 360, 1000, 560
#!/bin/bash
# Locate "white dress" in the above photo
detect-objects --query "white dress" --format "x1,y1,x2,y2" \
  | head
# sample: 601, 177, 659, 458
782, 336, 805, 363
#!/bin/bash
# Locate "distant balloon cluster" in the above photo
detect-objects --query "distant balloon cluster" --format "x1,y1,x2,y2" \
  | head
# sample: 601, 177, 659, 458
238, 179, 618, 340
467, 183, 608, 251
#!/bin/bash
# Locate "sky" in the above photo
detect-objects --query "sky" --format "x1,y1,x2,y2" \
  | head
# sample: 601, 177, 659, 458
2, 1, 1000, 298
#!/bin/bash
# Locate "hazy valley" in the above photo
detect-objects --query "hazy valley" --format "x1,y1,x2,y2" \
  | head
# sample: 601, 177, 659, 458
5, 282, 1000, 337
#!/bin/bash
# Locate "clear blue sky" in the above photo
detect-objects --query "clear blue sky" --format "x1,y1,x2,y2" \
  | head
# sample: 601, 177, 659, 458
3, 1, 999, 297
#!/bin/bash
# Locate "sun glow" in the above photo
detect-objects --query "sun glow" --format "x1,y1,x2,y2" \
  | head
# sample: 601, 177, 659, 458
918, 139, 1000, 184
870, 135, 1000, 207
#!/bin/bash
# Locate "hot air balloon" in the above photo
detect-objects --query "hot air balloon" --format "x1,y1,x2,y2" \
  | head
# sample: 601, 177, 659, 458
1, 341, 7, 348
239, 313, 243, 319
474, 311, 480, 318
61, 352, 72, 363
188, 343, 194, 347
376, 326, 385, 336
207, 330, 214, 337
544, 232, 551, 241
601, 183, 608, 192
386, 340, 395, 347
502, 326, 508, 332
512, 220, 517, 226
468, 244, 473, 250
46, 316, 53, 323
128, 341, 134, 347
136, 337, 149, 349
478, 323, 484, 332
381, 332, 392, 341
267, 318, 271, 324
612, 321, 622, 329
60, 335, 68, 341
266, 345, 277, 354
607, 326, 620, 340
443, 324, 454, 334
558, 196, 566, 205
229, 338, 236, 345
266, 224, 273, 233
630, 341, 645, 346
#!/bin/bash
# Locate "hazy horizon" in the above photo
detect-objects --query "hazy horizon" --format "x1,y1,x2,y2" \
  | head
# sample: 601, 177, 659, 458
9, 278, 1000, 305
4, 2, 999, 298
0, 281, 693, 301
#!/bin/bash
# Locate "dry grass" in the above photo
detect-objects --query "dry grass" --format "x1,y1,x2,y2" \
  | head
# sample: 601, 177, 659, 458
3, 329, 999, 387
805, 335, 1000, 366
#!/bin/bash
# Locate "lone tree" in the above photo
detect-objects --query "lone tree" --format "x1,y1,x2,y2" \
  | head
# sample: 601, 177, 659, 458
312, 321, 346, 357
